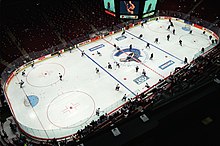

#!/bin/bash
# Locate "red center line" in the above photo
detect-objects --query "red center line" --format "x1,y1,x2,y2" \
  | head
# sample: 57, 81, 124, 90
102, 38, 165, 78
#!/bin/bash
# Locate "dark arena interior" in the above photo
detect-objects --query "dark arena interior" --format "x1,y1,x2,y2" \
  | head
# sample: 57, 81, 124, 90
0, 0, 220, 145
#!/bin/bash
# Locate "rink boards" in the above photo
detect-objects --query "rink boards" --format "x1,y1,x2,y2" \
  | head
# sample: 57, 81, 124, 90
3, 16, 219, 140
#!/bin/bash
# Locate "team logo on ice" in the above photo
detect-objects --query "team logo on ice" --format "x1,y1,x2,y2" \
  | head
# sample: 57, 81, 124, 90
114, 48, 142, 62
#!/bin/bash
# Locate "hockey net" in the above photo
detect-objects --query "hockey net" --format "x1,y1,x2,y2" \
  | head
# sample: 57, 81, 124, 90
24, 98, 31, 107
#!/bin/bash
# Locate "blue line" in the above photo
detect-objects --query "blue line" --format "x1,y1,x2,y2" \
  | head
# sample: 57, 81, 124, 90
76, 47, 136, 96
126, 31, 183, 62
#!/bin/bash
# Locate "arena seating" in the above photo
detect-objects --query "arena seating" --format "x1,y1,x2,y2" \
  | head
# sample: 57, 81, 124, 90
0, 0, 219, 145
1, 0, 218, 65
0, 29, 22, 63
159, 0, 219, 26
40, 1, 89, 41
76, 0, 121, 31
8, 10, 61, 53
1, 2, 61, 55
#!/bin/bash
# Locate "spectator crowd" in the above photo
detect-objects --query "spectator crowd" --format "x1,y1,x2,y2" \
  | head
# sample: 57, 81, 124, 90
0, 0, 219, 145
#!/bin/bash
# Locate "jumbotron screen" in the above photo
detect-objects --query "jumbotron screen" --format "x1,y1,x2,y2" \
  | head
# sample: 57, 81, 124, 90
119, 1, 139, 19
103, 0, 116, 17
143, 0, 158, 18
103, 0, 158, 19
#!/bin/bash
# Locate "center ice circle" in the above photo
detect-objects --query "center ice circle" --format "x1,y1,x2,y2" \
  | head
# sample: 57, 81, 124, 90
112, 47, 148, 66
26, 63, 65, 87
47, 91, 95, 129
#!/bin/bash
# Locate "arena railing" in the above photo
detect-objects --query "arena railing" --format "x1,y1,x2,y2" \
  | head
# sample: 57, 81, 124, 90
0, 11, 219, 141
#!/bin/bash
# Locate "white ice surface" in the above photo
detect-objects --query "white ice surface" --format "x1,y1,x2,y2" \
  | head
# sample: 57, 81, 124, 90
5, 19, 216, 138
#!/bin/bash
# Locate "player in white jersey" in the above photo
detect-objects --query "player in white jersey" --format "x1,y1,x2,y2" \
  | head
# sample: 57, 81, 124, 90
19, 80, 24, 88
115, 84, 120, 91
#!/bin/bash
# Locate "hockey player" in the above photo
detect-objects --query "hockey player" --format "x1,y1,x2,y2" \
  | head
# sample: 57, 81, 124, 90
145, 82, 150, 88
201, 47, 205, 53
211, 39, 215, 44
95, 68, 99, 74
142, 69, 146, 76
129, 44, 132, 51
139, 34, 143, 39
167, 34, 170, 41
126, 52, 134, 61
81, 50, 85, 57
167, 25, 171, 30
172, 29, 175, 35
108, 62, 112, 69
22, 70, 26, 76
135, 66, 139, 72
184, 57, 188, 64
122, 94, 127, 101
146, 42, 150, 48
149, 53, 153, 60
141, 21, 144, 28
114, 44, 117, 48
154, 38, 159, 43
116, 62, 120, 68
122, 29, 125, 35
189, 30, 192, 34
31, 61, 34, 68
179, 40, 182, 46
59, 73, 63, 81
115, 84, 120, 91
169, 18, 172, 23
96, 108, 100, 116
58, 51, 61, 57
170, 21, 174, 27
97, 51, 102, 56
19, 80, 24, 88
69, 46, 73, 53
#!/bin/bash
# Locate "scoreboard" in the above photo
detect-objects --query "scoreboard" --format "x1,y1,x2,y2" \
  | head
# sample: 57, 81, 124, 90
143, 0, 158, 18
103, 0, 116, 16
119, 1, 140, 19
103, 0, 158, 19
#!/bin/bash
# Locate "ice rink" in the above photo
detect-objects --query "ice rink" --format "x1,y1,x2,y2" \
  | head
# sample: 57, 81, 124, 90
5, 17, 217, 139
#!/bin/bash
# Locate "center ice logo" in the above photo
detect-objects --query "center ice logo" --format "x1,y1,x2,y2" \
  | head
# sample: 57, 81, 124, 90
114, 48, 142, 62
